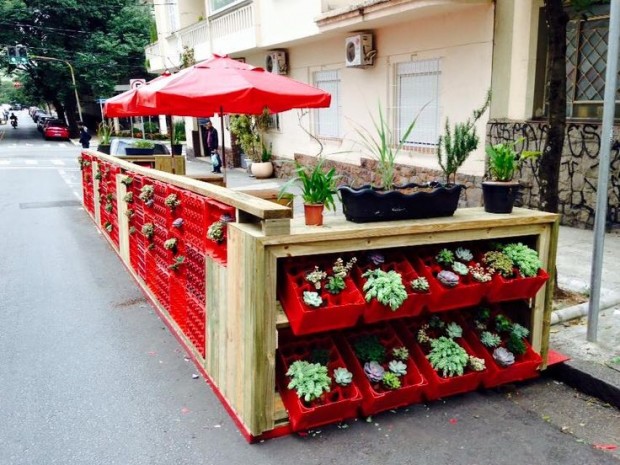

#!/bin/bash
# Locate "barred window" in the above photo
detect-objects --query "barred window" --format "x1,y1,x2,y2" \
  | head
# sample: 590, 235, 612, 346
313, 70, 341, 138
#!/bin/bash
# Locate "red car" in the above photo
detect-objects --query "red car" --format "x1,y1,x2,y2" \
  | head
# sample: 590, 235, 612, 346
43, 119, 70, 141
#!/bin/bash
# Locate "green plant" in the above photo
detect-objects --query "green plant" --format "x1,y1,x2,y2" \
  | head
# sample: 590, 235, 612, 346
362, 269, 408, 311
172, 120, 186, 145
164, 193, 181, 210
502, 243, 542, 277
482, 251, 514, 277
97, 121, 113, 145
168, 255, 185, 271
278, 157, 340, 209
455, 247, 473, 262
495, 314, 513, 333
325, 276, 345, 294
104, 202, 113, 213
286, 360, 331, 403
437, 90, 491, 184
388, 360, 407, 376
260, 142, 272, 162
381, 371, 401, 390
364, 361, 385, 382
310, 348, 330, 366
480, 331, 501, 348
302, 291, 323, 307
142, 121, 159, 134
139, 185, 154, 202
164, 238, 177, 251
207, 221, 225, 243
123, 192, 134, 203
104, 221, 113, 233
469, 355, 486, 372
352, 103, 419, 191
131, 139, 155, 149
451, 262, 469, 276
435, 248, 455, 267
121, 176, 133, 186
445, 322, 463, 339
129, 226, 136, 235
411, 276, 429, 293
392, 346, 409, 361
354, 335, 386, 364
333, 367, 353, 386
485, 138, 540, 182
468, 264, 492, 283
426, 336, 470, 378
125, 209, 134, 219
325, 257, 357, 294
506, 333, 527, 356
229, 114, 262, 162
141, 223, 154, 239
305, 266, 326, 289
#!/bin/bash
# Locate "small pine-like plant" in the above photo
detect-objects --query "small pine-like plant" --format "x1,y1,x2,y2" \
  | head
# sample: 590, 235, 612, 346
164, 238, 177, 251
427, 336, 469, 377
286, 360, 331, 403
164, 193, 181, 210
495, 314, 513, 333
411, 276, 430, 293
483, 251, 514, 278
168, 255, 185, 271
435, 248, 455, 267
305, 266, 327, 290
139, 185, 154, 202
207, 221, 225, 243
480, 331, 501, 348
141, 223, 154, 240
362, 269, 408, 311
354, 335, 386, 364
302, 291, 323, 307
382, 371, 402, 390
511, 323, 530, 340
325, 275, 346, 294
502, 243, 542, 277
506, 332, 527, 355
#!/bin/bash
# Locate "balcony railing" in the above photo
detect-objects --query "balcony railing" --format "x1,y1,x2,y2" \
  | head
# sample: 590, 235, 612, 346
145, 41, 165, 73
210, 3, 257, 54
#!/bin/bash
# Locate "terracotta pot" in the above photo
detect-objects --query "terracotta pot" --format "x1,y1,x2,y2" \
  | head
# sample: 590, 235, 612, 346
250, 161, 273, 179
304, 203, 324, 226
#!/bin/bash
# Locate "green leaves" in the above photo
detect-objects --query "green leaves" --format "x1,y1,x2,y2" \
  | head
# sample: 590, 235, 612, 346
278, 157, 340, 211
286, 360, 331, 403
362, 269, 408, 311
427, 336, 469, 377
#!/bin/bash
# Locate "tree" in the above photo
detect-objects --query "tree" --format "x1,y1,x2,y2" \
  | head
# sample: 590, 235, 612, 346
0, 0, 153, 130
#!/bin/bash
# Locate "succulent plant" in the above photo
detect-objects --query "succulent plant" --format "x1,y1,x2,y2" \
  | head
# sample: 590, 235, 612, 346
168, 255, 185, 271
429, 315, 446, 329
502, 243, 542, 277
332, 257, 357, 278
106, 193, 114, 202
482, 251, 514, 278
480, 331, 501, 348
495, 314, 513, 333
427, 336, 469, 377
469, 263, 492, 283
286, 360, 331, 403
493, 347, 515, 367
362, 269, 408, 311
367, 251, 385, 266
139, 184, 154, 202
124, 209, 134, 219
411, 276, 430, 293
451, 261, 469, 276
506, 333, 527, 356
94, 170, 102, 181
310, 348, 330, 366
445, 322, 463, 339
382, 371, 402, 390
104, 221, 113, 233
325, 275, 346, 294
141, 223, 154, 239
468, 355, 486, 372
302, 291, 323, 307
417, 325, 431, 344
354, 335, 386, 364
207, 221, 225, 243
305, 266, 327, 290
333, 367, 353, 386
123, 192, 134, 203
164, 238, 177, 251
392, 346, 409, 361
165, 193, 181, 210
104, 202, 113, 213
437, 270, 459, 288
388, 360, 407, 376
455, 247, 473, 262
435, 248, 455, 267
172, 218, 184, 228
511, 323, 530, 340
121, 176, 133, 186
364, 361, 385, 383
129, 226, 136, 235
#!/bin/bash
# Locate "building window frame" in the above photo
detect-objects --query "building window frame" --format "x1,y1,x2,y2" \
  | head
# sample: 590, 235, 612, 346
313, 69, 342, 139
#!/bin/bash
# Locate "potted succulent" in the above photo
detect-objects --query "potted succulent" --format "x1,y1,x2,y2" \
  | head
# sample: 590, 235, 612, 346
278, 156, 340, 226
126, 139, 155, 155
171, 120, 185, 155
483, 138, 540, 213
96, 121, 113, 154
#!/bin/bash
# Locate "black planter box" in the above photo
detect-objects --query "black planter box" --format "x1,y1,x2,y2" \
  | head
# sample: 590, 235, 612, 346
339, 183, 463, 223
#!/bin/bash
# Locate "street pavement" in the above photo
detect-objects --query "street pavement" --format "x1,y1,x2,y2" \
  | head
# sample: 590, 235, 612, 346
0, 116, 618, 464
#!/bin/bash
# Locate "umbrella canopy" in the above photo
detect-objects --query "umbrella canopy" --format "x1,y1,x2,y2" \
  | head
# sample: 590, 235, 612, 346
104, 72, 175, 117
134, 54, 331, 116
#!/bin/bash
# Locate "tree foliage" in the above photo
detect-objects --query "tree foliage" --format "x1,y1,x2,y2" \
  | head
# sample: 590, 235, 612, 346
0, 0, 153, 127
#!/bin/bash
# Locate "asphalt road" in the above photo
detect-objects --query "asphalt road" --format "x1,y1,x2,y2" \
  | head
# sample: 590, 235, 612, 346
0, 112, 618, 465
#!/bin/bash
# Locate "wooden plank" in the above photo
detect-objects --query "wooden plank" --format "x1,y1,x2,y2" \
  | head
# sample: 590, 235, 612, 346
154, 155, 186, 175
273, 392, 289, 425
206, 257, 227, 393
84, 151, 292, 220
116, 175, 130, 266
275, 302, 289, 329
262, 219, 291, 237
539, 216, 560, 368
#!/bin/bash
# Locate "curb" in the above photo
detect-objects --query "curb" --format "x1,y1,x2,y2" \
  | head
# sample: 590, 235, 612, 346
551, 293, 620, 325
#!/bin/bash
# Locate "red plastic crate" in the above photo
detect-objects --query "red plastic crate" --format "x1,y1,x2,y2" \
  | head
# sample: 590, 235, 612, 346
185, 294, 206, 357
204, 197, 236, 264
185, 244, 206, 302
486, 268, 549, 303
278, 262, 365, 336
338, 324, 427, 416
169, 274, 187, 331
277, 335, 363, 432
353, 257, 430, 323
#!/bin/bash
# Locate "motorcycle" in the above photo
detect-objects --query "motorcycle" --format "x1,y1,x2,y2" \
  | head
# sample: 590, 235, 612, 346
11, 119, 17, 128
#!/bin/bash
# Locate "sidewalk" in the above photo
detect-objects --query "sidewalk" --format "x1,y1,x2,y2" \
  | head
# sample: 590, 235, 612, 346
170, 155, 620, 408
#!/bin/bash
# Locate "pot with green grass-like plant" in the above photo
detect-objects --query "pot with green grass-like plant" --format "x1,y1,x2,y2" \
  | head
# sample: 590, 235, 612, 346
279, 156, 339, 226
171, 120, 185, 155
483, 138, 540, 214
97, 121, 113, 154
126, 139, 155, 155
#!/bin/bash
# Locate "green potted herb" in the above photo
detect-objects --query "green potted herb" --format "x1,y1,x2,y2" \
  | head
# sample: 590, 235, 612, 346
97, 121, 113, 154
171, 120, 185, 155
126, 139, 155, 155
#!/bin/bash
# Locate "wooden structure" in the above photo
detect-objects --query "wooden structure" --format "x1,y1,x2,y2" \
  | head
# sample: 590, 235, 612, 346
79, 149, 559, 441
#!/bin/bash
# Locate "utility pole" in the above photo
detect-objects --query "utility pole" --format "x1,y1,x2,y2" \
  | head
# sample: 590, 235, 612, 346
30, 55, 83, 122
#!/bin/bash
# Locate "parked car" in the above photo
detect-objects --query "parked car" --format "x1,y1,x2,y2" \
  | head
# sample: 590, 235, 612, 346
109, 138, 170, 156
32, 111, 50, 123
37, 116, 55, 132
43, 119, 70, 141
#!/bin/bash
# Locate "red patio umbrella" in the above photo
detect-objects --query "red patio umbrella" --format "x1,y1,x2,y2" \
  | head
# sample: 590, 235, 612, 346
104, 71, 174, 117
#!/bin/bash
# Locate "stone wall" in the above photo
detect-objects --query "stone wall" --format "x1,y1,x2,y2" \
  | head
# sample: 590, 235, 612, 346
273, 154, 484, 208
487, 120, 620, 230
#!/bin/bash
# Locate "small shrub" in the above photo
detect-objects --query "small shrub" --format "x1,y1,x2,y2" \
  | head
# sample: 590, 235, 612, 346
286, 360, 331, 403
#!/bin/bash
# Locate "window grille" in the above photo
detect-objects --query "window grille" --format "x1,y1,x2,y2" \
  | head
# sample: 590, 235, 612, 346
313, 70, 341, 138
395, 59, 441, 147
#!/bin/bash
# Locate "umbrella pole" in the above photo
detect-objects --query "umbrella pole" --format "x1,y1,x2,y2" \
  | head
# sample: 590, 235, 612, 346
167, 115, 175, 175
220, 106, 226, 187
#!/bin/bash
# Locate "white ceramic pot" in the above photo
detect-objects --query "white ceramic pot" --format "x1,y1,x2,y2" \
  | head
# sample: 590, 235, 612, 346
250, 161, 273, 179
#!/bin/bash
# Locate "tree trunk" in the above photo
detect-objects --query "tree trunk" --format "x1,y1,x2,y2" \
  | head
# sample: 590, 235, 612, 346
541, 0, 569, 213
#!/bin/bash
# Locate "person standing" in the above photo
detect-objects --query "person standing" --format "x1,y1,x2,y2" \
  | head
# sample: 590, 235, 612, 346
203, 120, 221, 173
78, 122, 91, 149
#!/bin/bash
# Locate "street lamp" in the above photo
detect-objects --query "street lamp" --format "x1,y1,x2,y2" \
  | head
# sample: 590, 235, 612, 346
30, 55, 83, 122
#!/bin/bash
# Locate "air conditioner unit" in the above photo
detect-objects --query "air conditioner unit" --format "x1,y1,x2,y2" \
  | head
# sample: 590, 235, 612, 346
345, 33, 375, 68
265, 50, 288, 75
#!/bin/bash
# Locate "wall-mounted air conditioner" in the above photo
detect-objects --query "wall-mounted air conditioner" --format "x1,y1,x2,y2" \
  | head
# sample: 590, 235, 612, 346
345, 33, 375, 68
265, 50, 288, 75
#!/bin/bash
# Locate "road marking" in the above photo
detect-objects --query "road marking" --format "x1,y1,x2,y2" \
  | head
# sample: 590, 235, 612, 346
51, 160, 65, 165
25, 160, 37, 165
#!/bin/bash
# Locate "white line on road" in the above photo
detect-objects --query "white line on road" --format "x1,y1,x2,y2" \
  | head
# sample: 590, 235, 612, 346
51, 160, 65, 165
24, 160, 37, 165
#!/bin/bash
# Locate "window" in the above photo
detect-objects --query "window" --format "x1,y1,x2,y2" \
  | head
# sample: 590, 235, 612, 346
565, 8, 620, 118
209, 0, 244, 14
167, 0, 179, 33
395, 59, 441, 147
313, 70, 341, 138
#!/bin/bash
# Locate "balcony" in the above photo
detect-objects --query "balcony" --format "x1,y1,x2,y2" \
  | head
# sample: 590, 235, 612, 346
209, 2, 257, 54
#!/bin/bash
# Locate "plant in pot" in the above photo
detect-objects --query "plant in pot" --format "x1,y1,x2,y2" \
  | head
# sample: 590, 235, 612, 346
171, 120, 185, 155
229, 109, 273, 178
483, 138, 540, 213
126, 139, 155, 155
97, 121, 113, 154
278, 156, 340, 226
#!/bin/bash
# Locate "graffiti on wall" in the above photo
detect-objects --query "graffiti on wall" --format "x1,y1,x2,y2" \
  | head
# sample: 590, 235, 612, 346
488, 120, 620, 229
